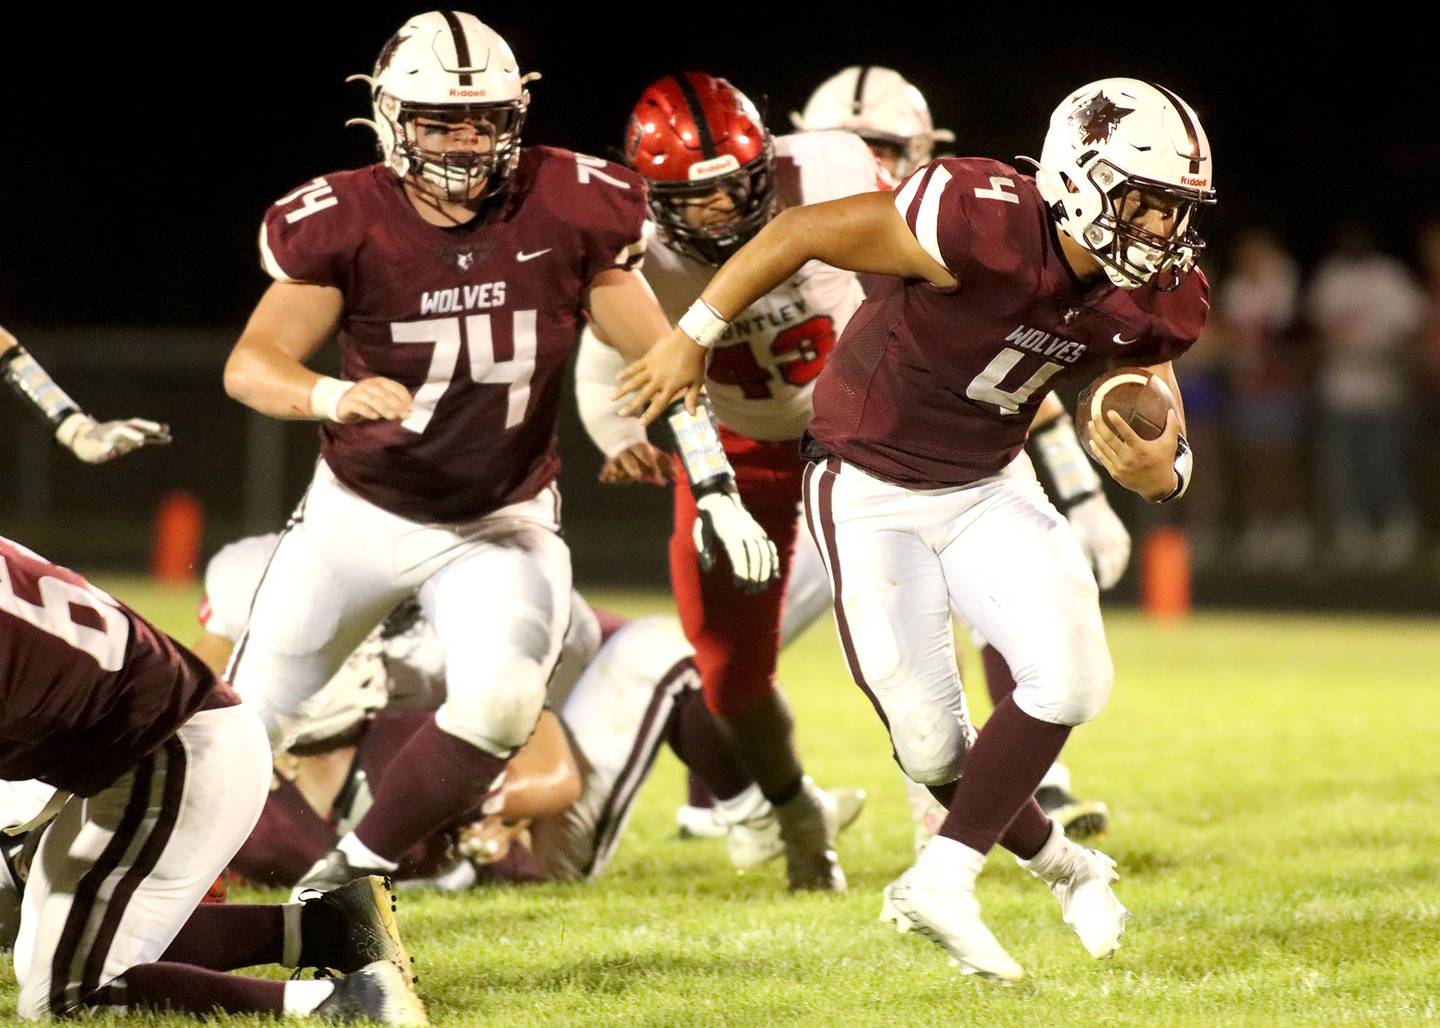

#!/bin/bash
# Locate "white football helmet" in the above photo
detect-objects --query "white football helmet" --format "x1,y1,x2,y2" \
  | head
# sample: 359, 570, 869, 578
1030, 78, 1216, 290
790, 66, 954, 178
347, 11, 540, 203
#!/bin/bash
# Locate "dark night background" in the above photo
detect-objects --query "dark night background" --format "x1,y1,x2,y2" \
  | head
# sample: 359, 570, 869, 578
1, 9, 1431, 321
0, 7, 1435, 605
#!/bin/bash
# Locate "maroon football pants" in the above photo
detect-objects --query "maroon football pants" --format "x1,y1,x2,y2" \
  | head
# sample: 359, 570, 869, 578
670, 428, 805, 720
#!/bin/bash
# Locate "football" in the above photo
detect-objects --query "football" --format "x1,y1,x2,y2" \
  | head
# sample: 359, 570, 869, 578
1075, 368, 1178, 457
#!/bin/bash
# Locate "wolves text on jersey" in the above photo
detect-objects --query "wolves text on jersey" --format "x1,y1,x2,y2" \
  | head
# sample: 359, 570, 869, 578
1004, 324, 1086, 365
419, 281, 507, 316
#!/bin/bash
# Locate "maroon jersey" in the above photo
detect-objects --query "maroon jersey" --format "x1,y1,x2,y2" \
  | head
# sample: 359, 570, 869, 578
0, 537, 219, 796
808, 157, 1209, 488
260, 147, 648, 522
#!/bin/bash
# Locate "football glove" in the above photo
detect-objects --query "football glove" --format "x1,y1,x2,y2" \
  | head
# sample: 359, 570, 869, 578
693, 489, 780, 593
56, 413, 172, 464
1065, 492, 1131, 590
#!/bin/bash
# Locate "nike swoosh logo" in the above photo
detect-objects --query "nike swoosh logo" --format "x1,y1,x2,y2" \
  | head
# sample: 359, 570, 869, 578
516, 248, 552, 262
1113, 333, 1138, 345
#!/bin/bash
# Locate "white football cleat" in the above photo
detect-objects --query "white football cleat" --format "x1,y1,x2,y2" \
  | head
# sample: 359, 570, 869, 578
676, 804, 729, 840
1019, 818, 1130, 958
880, 838, 1024, 983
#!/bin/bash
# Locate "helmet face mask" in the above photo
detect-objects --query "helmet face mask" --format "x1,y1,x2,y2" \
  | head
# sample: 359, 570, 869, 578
647, 145, 774, 266
1034, 79, 1216, 291
1081, 161, 1210, 291
626, 73, 776, 267
382, 97, 528, 205
351, 11, 535, 209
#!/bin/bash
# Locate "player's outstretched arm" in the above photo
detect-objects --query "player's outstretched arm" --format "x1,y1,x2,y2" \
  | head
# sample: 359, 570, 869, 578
1027, 392, 1131, 589
586, 272, 779, 590
224, 282, 412, 423
1, 324, 172, 463
615, 191, 952, 423
1086, 361, 1193, 502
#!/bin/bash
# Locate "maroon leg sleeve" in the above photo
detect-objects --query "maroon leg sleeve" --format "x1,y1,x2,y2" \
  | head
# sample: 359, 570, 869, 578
937, 697, 1070, 857
355, 709, 433, 785
666, 690, 753, 802
981, 644, 1018, 707
997, 796, 1055, 859
353, 716, 507, 863
228, 774, 334, 888
102, 963, 284, 1015
686, 769, 715, 809
161, 905, 285, 970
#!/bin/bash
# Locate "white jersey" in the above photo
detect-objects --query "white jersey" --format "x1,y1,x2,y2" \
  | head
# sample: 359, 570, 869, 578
576, 131, 878, 446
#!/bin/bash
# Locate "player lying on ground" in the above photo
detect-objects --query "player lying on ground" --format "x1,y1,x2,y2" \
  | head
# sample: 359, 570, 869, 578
221, 13, 775, 897
617, 78, 1213, 981
1, 324, 170, 462
0, 536, 424, 1023
192, 535, 863, 889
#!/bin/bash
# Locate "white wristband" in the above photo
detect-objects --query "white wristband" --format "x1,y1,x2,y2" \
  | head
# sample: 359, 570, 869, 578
309, 376, 353, 422
677, 299, 729, 349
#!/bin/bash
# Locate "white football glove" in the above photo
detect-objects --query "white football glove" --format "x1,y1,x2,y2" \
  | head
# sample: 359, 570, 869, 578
55, 413, 172, 464
693, 490, 780, 593
1065, 493, 1131, 590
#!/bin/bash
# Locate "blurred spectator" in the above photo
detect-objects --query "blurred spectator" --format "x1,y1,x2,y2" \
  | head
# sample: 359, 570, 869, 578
1173, 296, 1229, 568
1216, 230, 1310, 571
1308, 223, 1424, 571
1418, 222, 1440, 565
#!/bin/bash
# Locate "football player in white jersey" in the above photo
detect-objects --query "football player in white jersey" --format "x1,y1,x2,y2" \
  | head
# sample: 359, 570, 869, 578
790, 65, 955, 183
577, 73, 884, 892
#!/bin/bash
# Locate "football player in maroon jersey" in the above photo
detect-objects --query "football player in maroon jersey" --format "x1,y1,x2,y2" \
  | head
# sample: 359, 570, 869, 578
620, 78, 1215, 980
579, 73, 885, 890
0, 536, 425, 1022
1, 325, 170, 462
222, 13, 775, 895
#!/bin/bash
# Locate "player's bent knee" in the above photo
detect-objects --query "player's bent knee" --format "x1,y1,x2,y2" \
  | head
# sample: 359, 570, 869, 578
435, 661, 548, 755
1013, 628, 1113, 726
891, 705, 971, 786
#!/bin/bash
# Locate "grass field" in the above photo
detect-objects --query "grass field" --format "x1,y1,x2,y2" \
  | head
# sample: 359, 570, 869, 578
5, 578, 1439, 1026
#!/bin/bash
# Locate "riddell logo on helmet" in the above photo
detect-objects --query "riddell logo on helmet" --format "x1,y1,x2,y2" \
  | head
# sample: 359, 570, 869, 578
449, 88, 488, 98
1180, 175, 1208, 187
688, 154, 741, 180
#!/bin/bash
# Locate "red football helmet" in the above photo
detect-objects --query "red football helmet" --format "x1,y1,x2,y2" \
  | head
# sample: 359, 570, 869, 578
624, 72, 775, 266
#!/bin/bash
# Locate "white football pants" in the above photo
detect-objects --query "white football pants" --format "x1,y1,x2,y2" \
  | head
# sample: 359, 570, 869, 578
231, 460, 572, 758
800, 457, 1111, 787
14, 705, 269, 1019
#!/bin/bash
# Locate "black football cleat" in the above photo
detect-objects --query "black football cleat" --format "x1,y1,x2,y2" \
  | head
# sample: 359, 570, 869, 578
1035, 785, 1110, 840
291, 849, 389, 900
315, 960, 428, 1025
299, 875, 416, 989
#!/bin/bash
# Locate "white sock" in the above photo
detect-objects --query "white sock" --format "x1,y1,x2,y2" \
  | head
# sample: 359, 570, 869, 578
713, 784, 769, 826
336, 832, 399, 872
280, 903, 304, 967
282, 979, 335, 1015
914, 834, 986, 883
